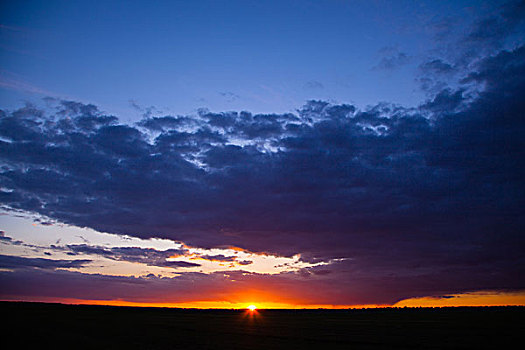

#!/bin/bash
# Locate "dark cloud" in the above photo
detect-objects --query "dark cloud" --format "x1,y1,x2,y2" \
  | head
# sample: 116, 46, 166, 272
433, 295, 456, 299
464, 0, 525, 51
66, 244, 190, 268
0, 254, 91, 270
419, 59, 455, 76
164, 261, 201, 268
420, 88, 464, 113
237, 260, 253, 266
416, 58, 457, 94
60, 242, 247, 268
373, 51, 410, 70
0, 261, 522, 306
137, 115, 200, 132
199, 254, 237, 263
417, 1, 525, 93
0, 233, 23, 245
1, 43, 525, 304
462, 45, 525, 91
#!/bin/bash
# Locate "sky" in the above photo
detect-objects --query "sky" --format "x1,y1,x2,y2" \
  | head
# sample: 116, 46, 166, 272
0, 0, 524, 308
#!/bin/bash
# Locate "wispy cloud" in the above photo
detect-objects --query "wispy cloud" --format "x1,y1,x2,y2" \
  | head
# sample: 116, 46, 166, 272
303, 81, 324, 90
219, 91, 240, 102
0, 71, 55, 96
372, 50, 411, 70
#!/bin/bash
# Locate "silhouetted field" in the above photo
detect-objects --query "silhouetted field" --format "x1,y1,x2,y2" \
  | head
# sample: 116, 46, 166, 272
3, 301, 524, 349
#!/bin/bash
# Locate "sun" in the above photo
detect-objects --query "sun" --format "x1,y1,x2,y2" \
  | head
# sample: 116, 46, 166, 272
247, 305, 257, 311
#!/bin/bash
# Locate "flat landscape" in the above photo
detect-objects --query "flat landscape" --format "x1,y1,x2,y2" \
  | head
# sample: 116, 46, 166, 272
3, 302, 524, 349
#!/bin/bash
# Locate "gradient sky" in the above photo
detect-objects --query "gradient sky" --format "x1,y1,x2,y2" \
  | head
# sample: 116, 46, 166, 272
1, 0, 507, 115
0, 0, 524, 308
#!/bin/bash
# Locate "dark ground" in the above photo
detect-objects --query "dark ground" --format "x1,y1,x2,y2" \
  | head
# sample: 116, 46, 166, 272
2, 302, 524, 349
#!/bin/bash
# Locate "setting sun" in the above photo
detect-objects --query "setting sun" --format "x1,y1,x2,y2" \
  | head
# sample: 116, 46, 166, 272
247, 305, 257, 311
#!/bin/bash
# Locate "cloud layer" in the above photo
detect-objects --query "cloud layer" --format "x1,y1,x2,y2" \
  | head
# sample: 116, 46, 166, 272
1, 3, 524, 304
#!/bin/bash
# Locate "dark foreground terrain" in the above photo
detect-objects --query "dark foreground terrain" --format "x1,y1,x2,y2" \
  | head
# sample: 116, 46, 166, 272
2, 302, 524, 349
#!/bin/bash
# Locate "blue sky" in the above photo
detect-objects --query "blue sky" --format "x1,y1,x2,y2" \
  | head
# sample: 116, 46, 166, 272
0, 0, 500, 117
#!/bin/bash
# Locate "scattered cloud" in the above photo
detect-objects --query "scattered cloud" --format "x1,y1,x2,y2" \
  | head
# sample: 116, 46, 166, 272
416, 0, 525, 93
303, 81, 324, 90
219, 91, 240, 102
419, 59, 455, 75
373, 48, 411, 70
0, 254, 91, 270
66, 244, 190, 269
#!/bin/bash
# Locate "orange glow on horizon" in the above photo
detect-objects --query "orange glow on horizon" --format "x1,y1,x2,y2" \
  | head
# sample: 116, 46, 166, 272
2, 290, 524, 309
395, 291, 525, 307
0, 297, 385, 309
